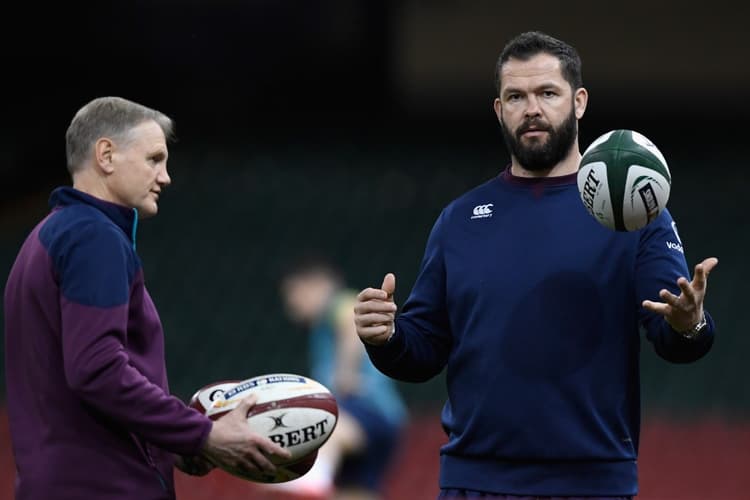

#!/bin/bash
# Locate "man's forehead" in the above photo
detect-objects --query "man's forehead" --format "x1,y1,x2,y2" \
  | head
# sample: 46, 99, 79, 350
134, 120, 166, 139
128, 121, 167, 149
500, 54, 563, 86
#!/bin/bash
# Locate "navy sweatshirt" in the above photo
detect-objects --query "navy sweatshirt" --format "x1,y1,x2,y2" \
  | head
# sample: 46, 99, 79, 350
366, 169, 714, 496
4, 187, 212, 500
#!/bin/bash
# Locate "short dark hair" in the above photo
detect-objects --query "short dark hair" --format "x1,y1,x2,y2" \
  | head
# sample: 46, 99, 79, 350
279, 252, 343, 287
494, 31, 583, 95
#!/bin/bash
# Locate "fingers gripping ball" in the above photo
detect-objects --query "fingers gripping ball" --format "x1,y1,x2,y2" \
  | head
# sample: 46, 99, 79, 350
577, 129, 671, 231
189, 374, 338, 483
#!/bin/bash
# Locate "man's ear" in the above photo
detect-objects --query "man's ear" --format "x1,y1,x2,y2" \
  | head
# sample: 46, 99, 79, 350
574, 87, 588, 120
94, 138, 115, 174
493, 97, 503, 126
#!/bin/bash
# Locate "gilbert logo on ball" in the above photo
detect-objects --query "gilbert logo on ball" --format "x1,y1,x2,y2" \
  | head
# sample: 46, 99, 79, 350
577, 129, 671, 231
189, 374, 338, 484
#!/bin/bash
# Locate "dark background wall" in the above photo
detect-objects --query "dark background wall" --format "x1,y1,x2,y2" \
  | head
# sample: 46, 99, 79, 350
1, 1, 748, 498
2, 0, 749, 201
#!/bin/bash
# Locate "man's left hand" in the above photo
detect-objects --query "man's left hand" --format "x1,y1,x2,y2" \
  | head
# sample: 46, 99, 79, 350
642, 257, 718, 332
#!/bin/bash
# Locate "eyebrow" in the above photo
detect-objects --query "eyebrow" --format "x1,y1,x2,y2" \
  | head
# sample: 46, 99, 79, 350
502, 81, 564, 96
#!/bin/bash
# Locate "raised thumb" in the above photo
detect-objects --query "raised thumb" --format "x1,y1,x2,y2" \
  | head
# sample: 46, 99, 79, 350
381, 273, 396, 299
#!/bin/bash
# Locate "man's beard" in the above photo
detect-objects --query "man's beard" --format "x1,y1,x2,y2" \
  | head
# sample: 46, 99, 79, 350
501, 107, 578, 172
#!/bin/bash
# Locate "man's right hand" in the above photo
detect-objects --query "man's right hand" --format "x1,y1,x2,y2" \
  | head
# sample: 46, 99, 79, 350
201, 395, 291, 474
354, 273, 398, 346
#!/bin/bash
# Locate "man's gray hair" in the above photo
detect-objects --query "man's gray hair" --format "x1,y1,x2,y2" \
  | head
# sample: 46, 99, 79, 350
65, 96, 174, 173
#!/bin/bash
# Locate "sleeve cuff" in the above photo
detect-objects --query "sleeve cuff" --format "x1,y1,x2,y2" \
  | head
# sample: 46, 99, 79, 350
364, 325, 407, 365
188, 412, 214, 456
666, 311, 716, 343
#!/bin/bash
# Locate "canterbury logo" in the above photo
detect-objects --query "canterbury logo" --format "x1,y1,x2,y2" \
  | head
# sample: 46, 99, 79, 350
471, 203, 494, 219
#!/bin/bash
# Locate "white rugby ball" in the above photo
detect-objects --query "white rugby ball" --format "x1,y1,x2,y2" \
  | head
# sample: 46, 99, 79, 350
190, 374, 338, 483
577, 129, 671, 231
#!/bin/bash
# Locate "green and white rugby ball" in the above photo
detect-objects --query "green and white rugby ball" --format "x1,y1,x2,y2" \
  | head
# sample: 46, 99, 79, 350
577, 129, 671, 231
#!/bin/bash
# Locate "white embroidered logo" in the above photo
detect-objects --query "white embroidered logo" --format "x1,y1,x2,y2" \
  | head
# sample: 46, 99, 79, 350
667, 221, 685, 253
671, 221, 683, 244
666, 220, 684, 253
471, 203, 494, 219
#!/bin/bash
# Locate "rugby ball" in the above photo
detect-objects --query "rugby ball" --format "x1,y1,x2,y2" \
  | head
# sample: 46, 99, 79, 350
577, 129, 671, 231
190, 374, 338, 483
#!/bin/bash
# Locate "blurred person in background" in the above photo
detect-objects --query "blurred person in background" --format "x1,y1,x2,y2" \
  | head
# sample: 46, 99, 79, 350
3, 96, 290, 500
275, 254, 408, 500
353, 31, 718, 500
